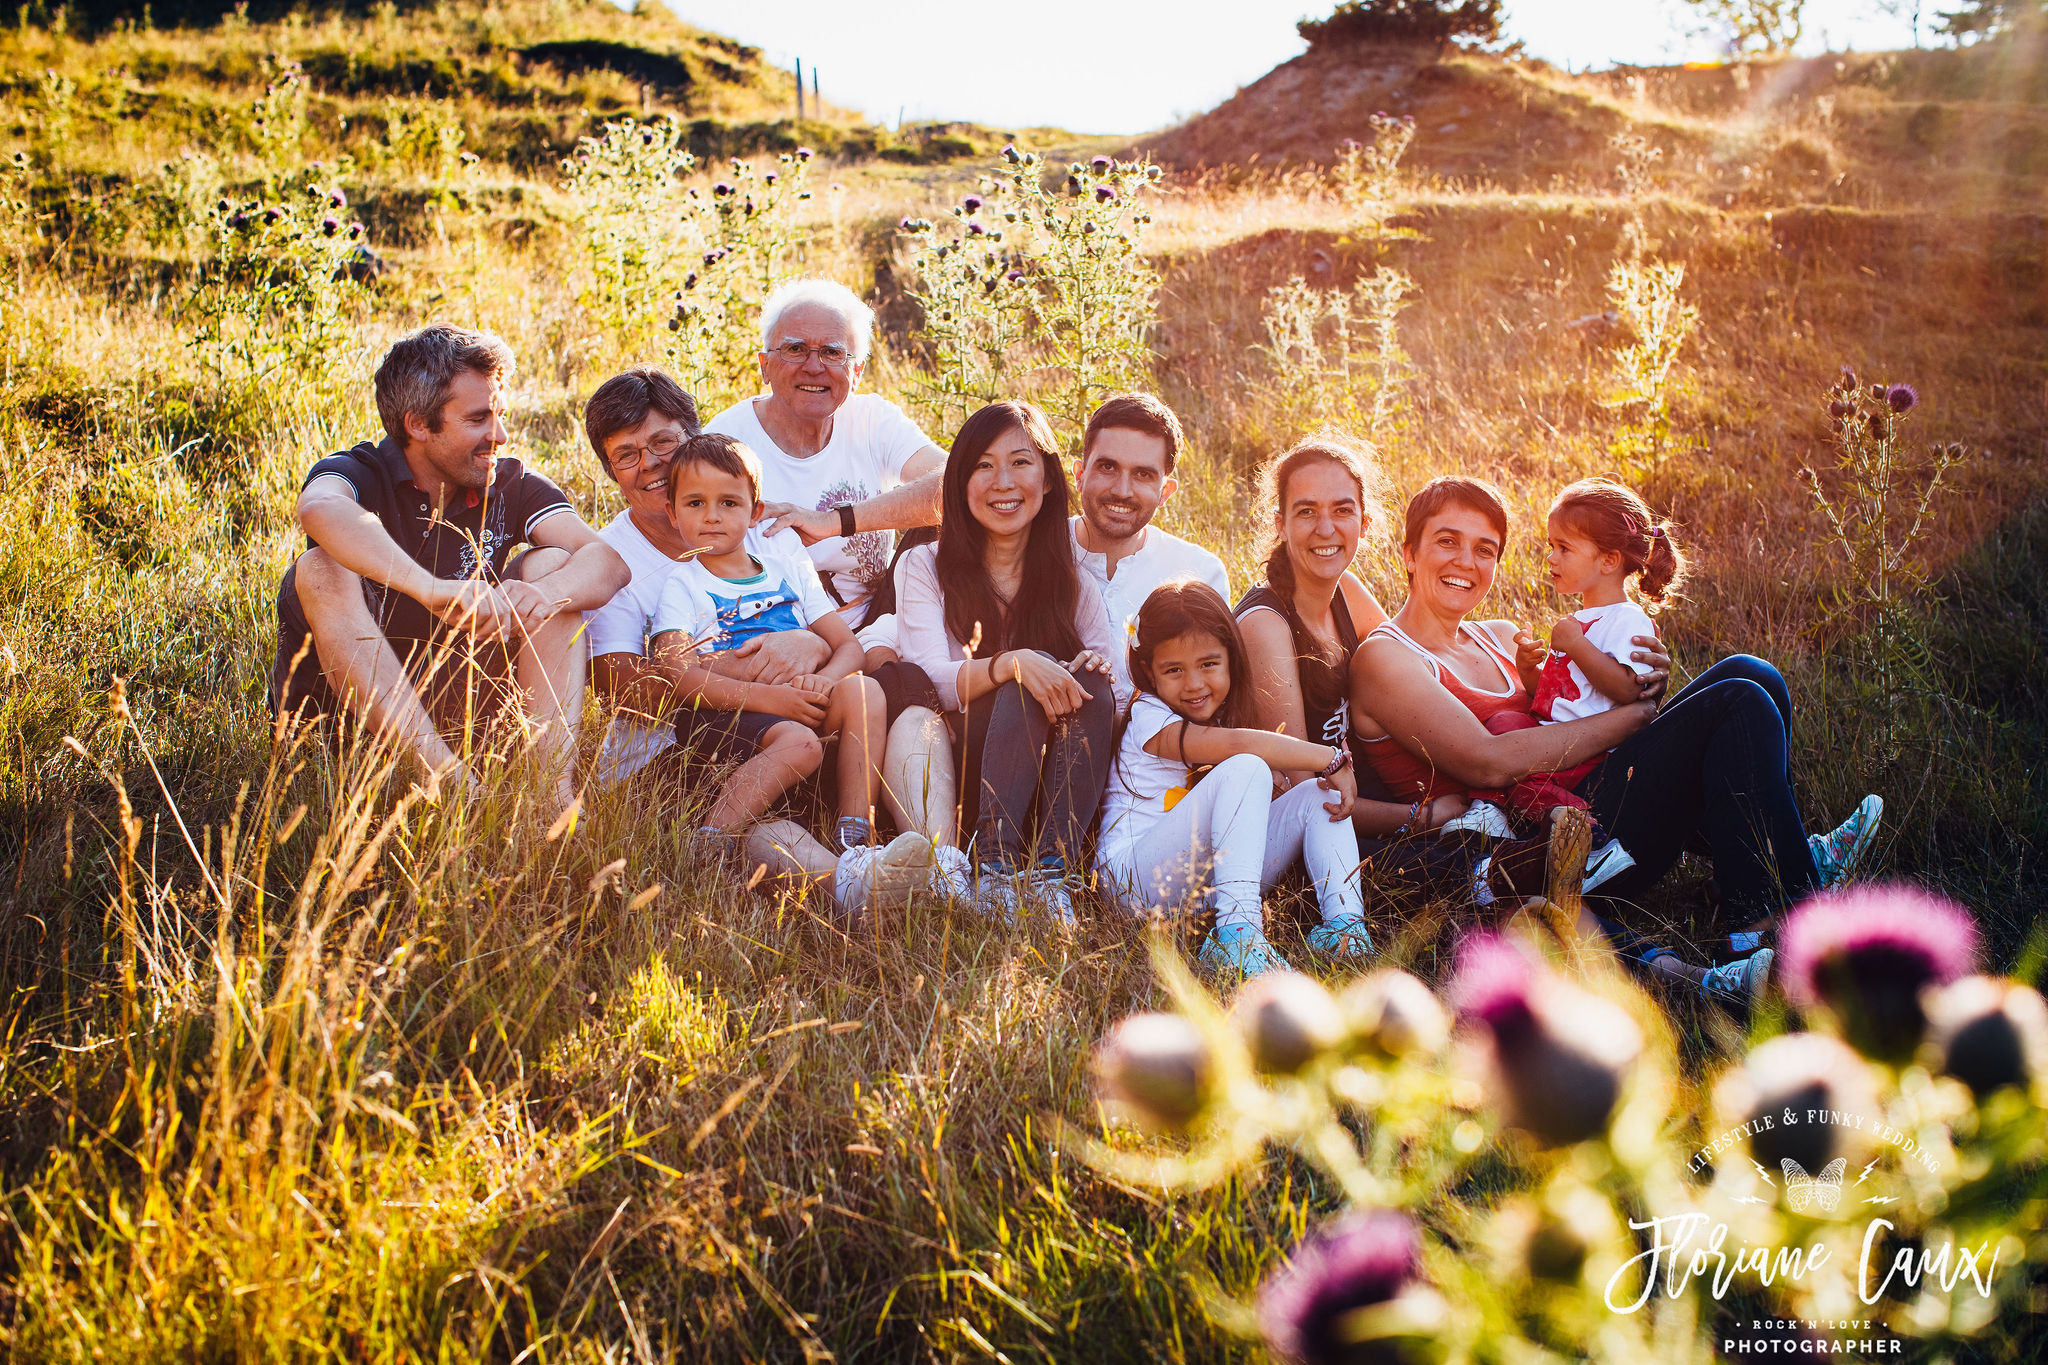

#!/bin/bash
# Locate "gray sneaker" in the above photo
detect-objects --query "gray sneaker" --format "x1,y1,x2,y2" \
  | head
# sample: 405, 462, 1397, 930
1700, 947, 1775, 1012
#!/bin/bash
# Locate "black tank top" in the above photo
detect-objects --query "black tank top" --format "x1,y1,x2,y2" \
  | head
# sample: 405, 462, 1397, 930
1234, 583, 1359, 748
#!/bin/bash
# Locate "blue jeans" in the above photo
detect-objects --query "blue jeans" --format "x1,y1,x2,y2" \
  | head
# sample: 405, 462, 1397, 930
1586, 655, 1818, 930
949, 659, 1116, 869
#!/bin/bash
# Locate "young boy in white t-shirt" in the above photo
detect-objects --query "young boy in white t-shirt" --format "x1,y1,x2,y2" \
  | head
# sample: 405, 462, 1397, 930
648, 434, 896, 867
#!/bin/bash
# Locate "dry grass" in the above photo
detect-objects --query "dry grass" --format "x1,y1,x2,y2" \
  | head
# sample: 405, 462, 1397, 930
0, 6, 2043, 1359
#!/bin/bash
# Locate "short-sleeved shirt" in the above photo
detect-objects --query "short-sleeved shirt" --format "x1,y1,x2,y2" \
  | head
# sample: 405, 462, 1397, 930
584, 518, 822, 785
703, 392, 934, 617
298, 436, 572, 644
1069, 517, 1231, 693
270, 436, 572, 723
1534, 601, 1658, 723
649, 534, 838, 652
1099, 693, 1200, 870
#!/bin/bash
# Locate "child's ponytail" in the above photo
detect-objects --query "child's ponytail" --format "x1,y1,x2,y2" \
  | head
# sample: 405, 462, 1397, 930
1549, 478, 1689, 613
1637, 520, 1688, 609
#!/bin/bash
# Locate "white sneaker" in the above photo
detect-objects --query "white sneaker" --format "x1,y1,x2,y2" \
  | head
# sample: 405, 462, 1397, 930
929, 844, 974, 900
1439, 800, 1514, 841
833, 831, 934, 919
971, 862, 1025, 927
1028, 862, 1079, 931
1583, 838, 1636, 893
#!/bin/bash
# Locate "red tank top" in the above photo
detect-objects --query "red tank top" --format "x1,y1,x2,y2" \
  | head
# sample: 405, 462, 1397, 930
1359, 620, 1530, 802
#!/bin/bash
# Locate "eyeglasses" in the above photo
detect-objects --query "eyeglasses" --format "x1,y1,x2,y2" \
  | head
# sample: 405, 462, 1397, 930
608, 430, 682, 471
769, 340, 854, 369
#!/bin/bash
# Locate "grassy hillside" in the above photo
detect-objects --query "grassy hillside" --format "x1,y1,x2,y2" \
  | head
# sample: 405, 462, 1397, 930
0, 3, 2044, 1359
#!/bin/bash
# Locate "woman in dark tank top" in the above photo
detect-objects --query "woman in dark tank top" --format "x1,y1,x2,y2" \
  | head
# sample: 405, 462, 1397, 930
1234, 438, 1475, 839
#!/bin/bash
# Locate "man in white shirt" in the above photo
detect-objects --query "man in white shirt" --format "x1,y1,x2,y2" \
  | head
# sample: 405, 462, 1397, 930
704, 278, 946, 625
1069, 393, 1231, 690
703, 278, 957, 847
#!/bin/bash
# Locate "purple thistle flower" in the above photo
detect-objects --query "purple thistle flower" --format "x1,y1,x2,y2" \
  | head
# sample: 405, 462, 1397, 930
1828, 399, 1852, 419
261, 206, 282, 225
1004, 268, 1024, 283
796, 146, 813, 160
764, 170, 777, 185
1091, 154, 1112, 171
966, 220, 986, 236
682, 271, 698, 290
1886, 383, 1918, 413
1003, 143, 1021, 163
1839, 365, 1857, 391
347, 222, 363, 238
328, 188, 346, 209
713, 181, 734, 196
1713, 1031, 1878, 1173
963, 193, 983, 211
1095, 184, 1117, 203
1452, 932, 1640, 1146
1779, 884, 1979, 1063
1451, 931, 1537, 1031
320, 216, 339, 235
1259, 1210, 1426, 1365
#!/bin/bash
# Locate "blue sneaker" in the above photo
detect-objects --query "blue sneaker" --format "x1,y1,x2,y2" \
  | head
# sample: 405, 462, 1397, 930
1700, 947, 1774, 1011
1198, 922, 1292, 977
1305, 912, 1374, 960
1810, 795, 1882, 888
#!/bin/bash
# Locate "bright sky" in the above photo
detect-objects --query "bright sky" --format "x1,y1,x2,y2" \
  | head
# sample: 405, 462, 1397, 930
661, 0, 1932, 135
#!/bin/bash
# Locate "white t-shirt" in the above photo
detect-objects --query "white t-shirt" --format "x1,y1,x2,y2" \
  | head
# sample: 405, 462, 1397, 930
703, 392, 935, 618
1535, 600, 1658, 725
1069, 516, 1231, 693
582, 514, 820, 785
1099, 693, 1201, 871
650, 533, 837, 652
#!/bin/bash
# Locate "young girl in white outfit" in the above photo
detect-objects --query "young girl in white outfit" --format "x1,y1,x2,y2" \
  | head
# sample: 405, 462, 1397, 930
1098, 580, 1374, 977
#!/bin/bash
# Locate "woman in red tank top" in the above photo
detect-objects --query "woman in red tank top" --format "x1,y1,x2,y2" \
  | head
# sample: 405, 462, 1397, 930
1352, 477, 1658, 804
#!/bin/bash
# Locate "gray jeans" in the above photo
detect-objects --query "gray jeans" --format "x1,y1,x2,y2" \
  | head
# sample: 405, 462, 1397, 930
948, 657, 1116, 869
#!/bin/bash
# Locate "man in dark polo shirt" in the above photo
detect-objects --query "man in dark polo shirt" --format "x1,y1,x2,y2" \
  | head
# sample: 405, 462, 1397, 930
271, 325, 628, 800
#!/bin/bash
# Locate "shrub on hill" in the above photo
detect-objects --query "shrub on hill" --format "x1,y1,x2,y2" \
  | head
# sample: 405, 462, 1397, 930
1297, 0, 1503, 51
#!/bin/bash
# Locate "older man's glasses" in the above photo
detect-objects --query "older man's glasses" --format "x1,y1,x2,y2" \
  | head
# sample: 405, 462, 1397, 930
609, 430, 682, 471
771, 340, 853, 368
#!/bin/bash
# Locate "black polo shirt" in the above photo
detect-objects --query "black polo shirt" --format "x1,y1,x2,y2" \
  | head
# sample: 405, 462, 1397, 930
269, 436, 572, 719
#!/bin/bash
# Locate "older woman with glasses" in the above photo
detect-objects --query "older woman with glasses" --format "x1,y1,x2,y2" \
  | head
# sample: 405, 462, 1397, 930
701, 278, 959, 856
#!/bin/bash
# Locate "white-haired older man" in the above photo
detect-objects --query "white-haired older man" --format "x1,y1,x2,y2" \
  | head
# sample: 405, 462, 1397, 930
704, 278, 945, 621
705, 277, 958, 850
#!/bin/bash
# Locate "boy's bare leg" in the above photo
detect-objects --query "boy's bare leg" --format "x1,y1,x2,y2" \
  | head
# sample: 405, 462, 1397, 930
741, 818, 839, 885
880, 706, 957, 847
705, 723, 822, 832
824, 674, 887, 826
292, 548, 464, 785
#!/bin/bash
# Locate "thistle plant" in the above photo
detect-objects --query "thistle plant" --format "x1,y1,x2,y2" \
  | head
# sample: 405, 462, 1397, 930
1251, 266, 1415, 447
188, 169, 370, 400
562, 116, 700, 362
1802, 369, 1965, 761
564, 119, 815, 402
1088, 889, 2048, 1363
1331, 111, 1416, 234
898, 146, 1161, 441
663, 149, 816, 411
248, 57, 310, 175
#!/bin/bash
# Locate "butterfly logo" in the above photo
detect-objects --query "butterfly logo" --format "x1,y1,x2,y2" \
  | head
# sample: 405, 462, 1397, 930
1781, 1158, 1847, 1214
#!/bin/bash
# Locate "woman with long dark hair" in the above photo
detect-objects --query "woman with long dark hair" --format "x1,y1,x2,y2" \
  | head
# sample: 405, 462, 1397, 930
1235, 437, 1472, 837
896, 400, 1118, 923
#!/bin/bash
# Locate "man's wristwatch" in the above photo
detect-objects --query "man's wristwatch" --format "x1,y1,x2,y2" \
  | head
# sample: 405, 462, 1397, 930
836, 503, 857, 538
